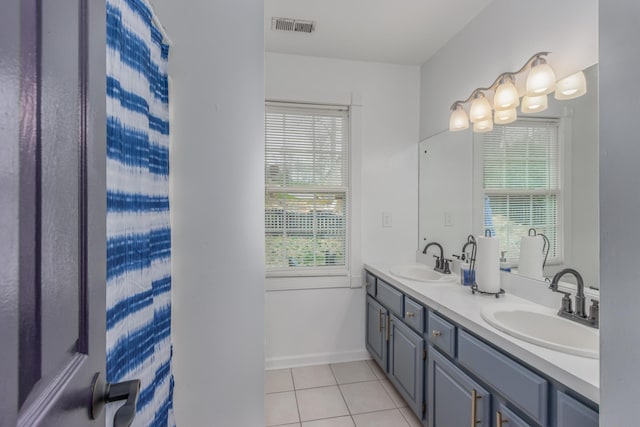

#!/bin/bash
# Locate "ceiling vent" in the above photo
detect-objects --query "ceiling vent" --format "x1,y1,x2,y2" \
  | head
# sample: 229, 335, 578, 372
271, 17, 316, 34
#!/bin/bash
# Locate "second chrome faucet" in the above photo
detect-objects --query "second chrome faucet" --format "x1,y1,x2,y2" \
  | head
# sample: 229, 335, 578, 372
422, 242, 451, 274
549, 268, 599, 328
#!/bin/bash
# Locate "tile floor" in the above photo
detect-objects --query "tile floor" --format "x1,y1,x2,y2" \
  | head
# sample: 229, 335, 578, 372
265, 360, 423, 427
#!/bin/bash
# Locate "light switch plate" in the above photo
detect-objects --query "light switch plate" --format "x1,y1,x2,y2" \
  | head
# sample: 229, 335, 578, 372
382, 212, 392, 228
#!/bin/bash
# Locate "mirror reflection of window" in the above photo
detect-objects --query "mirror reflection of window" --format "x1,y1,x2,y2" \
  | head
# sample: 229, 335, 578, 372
480, 119, 561, 266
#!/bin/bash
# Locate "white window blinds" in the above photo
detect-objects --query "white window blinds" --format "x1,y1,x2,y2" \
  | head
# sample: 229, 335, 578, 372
265, 102, 349, 275
482, 118, 561, 263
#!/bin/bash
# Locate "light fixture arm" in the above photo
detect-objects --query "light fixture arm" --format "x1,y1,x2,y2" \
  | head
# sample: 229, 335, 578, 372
449, 52, 550, 110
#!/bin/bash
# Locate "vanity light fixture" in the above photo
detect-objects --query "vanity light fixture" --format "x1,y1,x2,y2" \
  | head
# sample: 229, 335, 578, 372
521, 94, 548, 113
469, 92, 492, 122
555, 70, 587, 100
449, 103, 469, 130
473, 119, 493, 133
493, 75, 519, 110
494, 108, 517, 125
525, 56, 556, 96
448, 52, 588, 133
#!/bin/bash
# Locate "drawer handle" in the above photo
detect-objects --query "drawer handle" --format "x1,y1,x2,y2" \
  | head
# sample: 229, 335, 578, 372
471, 388, 482, 426
432, 330, 442, 337
496, 411, 507, 426
406, 311, 415, 318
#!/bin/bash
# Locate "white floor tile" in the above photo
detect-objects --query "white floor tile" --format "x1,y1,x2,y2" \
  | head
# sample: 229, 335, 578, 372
274, 424, 301, 427
365, 360, 386, 380
266, 368, 294, 394
331, 361, 377, 384
302, 416, 355, 427
292, 365, 337, 389
340, 381, 396, 415
352, 409, 410, 427
296, 386, 350, 422
399, 407, 422, 427
265, 391, 300, 427
380, 380, 408, 408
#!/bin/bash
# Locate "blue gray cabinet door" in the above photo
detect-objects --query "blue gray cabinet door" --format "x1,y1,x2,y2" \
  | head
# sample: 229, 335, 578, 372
366, 295, 388, 371
494, 401, 532, 427
557, 391, 599, 427
428, 346, 491, 427
388, 313, 425, 419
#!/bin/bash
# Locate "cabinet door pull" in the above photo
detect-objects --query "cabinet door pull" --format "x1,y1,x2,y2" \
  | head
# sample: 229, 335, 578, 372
432, 330, 442, 337
496, 411, 507, 426
378, 309, 383, 332
471, 388, 482, 426
386, 315, 391, 341
406, 311, 415, 318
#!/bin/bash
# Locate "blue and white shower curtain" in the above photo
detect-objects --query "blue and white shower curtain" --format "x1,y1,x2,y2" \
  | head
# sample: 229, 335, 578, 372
106, 0, 174, 425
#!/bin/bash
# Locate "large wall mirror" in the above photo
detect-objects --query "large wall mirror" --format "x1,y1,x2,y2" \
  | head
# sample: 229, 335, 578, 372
419, 64, 599, 289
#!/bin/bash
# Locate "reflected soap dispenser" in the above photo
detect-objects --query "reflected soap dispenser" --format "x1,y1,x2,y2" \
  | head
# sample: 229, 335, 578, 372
500, 251, 511, 272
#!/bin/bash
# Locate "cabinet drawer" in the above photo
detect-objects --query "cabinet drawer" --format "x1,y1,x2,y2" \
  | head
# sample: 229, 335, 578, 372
376, 279, 403, 316
403, 297, 425, 333
556, 391, 598, 427
365, 271, 376, 296
458, 330, 548, 425
427, 312, 456, 358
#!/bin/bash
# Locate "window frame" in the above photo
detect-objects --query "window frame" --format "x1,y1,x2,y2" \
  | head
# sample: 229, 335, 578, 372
264, 101, 354, 288
472, 117, 567, 267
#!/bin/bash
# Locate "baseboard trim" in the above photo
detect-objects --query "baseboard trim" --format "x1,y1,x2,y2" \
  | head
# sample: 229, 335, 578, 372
265, 349, 371, 370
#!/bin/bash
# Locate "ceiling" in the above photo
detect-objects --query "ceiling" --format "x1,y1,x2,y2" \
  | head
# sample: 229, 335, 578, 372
265, 0, 494, 65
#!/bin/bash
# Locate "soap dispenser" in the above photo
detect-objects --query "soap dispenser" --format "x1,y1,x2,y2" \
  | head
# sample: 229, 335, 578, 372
460, 253, 475, 286
500, 251, 511, 272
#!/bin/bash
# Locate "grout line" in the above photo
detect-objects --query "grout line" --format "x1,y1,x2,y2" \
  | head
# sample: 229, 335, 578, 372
293, 388, 302, 426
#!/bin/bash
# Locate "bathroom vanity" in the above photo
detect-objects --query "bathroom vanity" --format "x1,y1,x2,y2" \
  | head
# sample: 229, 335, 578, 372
364, 263, 599, 427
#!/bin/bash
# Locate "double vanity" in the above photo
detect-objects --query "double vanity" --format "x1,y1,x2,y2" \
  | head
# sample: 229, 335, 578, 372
364, 263, 599, 427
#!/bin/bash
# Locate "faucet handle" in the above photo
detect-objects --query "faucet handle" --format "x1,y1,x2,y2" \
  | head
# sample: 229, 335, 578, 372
560, 293, 573, 314
589, 300, 600, 323
443, 259, 452, 275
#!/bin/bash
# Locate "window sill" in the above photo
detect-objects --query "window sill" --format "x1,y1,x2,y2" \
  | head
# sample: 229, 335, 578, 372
265, 274, 362, 291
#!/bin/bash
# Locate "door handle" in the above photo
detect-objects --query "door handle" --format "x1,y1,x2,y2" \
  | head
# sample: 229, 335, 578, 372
90, 372, 141, 427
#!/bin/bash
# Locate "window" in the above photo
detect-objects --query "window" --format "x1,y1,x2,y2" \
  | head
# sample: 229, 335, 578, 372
478, 118, 562, 264
265, 102, 349, 277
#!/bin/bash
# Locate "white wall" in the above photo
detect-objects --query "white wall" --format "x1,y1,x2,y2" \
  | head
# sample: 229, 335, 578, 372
420, 0, 598, 139
600, 1, 640, 424
152, 1, 265, 425
265, 53, 420, 367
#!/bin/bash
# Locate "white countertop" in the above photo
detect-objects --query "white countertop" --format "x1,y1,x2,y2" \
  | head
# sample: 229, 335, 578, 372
364, 262, 600, 404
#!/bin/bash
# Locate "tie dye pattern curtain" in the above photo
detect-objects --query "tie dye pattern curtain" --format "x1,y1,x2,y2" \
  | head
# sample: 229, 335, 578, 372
106, 0, 174, 425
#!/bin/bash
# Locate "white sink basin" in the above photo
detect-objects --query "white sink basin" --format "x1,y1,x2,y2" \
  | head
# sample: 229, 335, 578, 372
389, 264, 457, 284
481, 303, 599, 359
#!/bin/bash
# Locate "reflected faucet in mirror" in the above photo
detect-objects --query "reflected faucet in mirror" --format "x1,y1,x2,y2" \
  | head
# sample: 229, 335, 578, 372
422, 242, 451, 274
549, 268, 599, 328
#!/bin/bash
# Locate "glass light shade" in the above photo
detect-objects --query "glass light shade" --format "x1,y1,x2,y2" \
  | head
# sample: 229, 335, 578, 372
521, 94, 548, 113
493, 81, 519, 110
469, 94, 492, 122
555, 71, 587, 100
526, 62, 556, 96
449, 106, 469, 131
473, 119, 493, 133
494, 108, 517, 125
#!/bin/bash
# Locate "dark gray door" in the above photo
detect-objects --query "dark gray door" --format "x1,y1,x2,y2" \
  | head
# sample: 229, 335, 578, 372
1, 0, 107, 425
388, 314, 424, 419
366, 295, 387, 371
428, 347, 490, 427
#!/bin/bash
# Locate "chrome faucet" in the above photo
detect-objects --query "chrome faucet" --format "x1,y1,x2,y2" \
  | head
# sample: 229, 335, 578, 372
422, 242, 451, 274
549, 268, 599, 328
